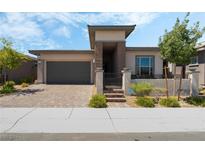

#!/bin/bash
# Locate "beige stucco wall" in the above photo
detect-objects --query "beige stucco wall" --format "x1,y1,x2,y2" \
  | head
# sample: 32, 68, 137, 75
125, 51, 163, 77
39, 53, 94, 61
95, 31, 125, 41
198, 63, 205, 86
37, 60, 44, 83
168, 63, 182, 75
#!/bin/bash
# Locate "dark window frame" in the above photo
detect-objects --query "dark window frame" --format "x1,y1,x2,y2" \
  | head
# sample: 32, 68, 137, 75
135, 55, 155, 78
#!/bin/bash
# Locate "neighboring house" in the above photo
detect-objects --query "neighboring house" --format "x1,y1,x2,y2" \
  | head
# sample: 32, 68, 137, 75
6, 56, 37, 83
187, 42, 205, 87
29, 25, 163, 86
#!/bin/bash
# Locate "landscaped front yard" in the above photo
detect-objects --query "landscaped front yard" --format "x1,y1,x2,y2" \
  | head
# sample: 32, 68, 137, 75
126, 96, 198, 108
124, 82, 205, 108
1, 81, 205, 108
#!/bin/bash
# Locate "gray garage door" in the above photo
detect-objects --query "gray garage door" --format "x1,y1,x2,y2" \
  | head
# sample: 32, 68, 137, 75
47, 61, 91, 84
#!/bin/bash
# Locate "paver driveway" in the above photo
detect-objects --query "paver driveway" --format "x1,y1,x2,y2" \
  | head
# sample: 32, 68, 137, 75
0, 84, 93, 107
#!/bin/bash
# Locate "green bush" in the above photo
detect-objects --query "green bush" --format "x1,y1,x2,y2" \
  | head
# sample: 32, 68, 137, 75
0, 86, 15, 94
4, 81, 15, 88
89, 94, 107, 108
135, 97, 155, 108
159, 97, 180, 107
21, 82, 29, 88
186, 96, 205, 106
0, 81, 16, 94
20, 76, 33, 84
131, 82, 154, 96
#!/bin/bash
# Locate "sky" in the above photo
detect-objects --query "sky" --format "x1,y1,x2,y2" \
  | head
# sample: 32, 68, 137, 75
0, 12, 205, 56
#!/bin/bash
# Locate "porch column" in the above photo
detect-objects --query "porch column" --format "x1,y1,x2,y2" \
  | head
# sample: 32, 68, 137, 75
95, 67, 104, 94
37, 60, 44, 84
187, 66, 200, 96
94, 42, 103, 84
122, 68, 131, 96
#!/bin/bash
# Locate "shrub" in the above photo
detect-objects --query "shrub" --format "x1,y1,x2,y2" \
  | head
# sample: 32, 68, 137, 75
20, 76, 33, 84
159, 97, 180, 107
131, 82, 154, 96
21, 82, 29, 88
201, 103, 205, 107
4, 81, 15, 88
0, 81, 16, 94
89, 94, 107, 108
135, 97, 155, 108
0, 86, 15, 94
185, 96, 205, 106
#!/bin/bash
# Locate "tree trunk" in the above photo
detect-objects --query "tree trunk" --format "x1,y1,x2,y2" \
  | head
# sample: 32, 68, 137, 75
0, 68, 2, 85
164, 65, 169, 98
177, 66, 183, 101
3, 69, 7, 83
0, 73, 2, 85
173, 64, 176, 96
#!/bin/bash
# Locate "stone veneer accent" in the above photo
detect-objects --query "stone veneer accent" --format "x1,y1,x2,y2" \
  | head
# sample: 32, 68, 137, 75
115, 42, 126, 75
94, 42, 103, 69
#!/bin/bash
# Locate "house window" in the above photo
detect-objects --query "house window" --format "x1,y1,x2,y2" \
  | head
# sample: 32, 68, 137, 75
190, 56, 198, 64
135, 56, 154, 77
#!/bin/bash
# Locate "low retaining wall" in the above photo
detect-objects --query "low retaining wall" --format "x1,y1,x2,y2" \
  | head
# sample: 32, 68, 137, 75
131, 79, 191, 96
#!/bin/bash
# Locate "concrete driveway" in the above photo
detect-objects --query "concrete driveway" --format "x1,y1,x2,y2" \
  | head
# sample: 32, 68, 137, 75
0, 84, 93, 107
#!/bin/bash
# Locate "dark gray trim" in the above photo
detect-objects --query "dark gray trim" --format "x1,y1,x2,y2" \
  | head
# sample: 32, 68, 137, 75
126, 47, 160, 51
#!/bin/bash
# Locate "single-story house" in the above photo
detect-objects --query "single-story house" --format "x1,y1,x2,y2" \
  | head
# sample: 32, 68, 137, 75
188, 42, 205, 87
29, 24, 205, 94
29, 25, 164, 86
167, 42, 205, 88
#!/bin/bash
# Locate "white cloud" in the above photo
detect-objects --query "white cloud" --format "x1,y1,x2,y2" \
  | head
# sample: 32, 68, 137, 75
53, 26, 71, 38
0, 13, 43, 40
67, 12, 158, 26
0, 12, 159, 52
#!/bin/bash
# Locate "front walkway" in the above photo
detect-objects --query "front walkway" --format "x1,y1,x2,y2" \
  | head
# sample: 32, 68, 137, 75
1, 108, 205, 133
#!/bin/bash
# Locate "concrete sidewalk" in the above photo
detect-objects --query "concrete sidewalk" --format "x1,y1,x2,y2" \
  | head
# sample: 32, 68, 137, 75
1, 108, 205, 133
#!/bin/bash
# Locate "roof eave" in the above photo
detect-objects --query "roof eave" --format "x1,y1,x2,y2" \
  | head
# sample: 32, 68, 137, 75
126, 47, 160, 51
29, 50, 94, 56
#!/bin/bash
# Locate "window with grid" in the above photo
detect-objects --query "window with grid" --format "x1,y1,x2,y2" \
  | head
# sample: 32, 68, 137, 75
135, 56, 154, 77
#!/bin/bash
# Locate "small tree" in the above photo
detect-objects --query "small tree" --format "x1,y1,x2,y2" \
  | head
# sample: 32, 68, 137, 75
0, 38, 29, 83
159, 13, 205, 100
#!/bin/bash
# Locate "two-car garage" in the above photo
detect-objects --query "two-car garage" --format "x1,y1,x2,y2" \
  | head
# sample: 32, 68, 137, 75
31, 50, 94, 84
46, 61, 91, 84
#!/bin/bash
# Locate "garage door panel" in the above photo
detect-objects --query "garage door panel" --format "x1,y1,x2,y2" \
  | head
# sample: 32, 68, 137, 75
47, 62, 91, 84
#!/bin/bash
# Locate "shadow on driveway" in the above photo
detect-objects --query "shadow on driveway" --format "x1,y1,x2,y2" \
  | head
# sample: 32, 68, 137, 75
14, 89, 44, 96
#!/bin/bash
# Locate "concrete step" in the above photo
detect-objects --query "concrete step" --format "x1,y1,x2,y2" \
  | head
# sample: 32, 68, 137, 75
113, 89, 124, 93
104, 85, 122, 89
104, 89, 124, 93
106, 97, 126, 102
104, 93, 125, 98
